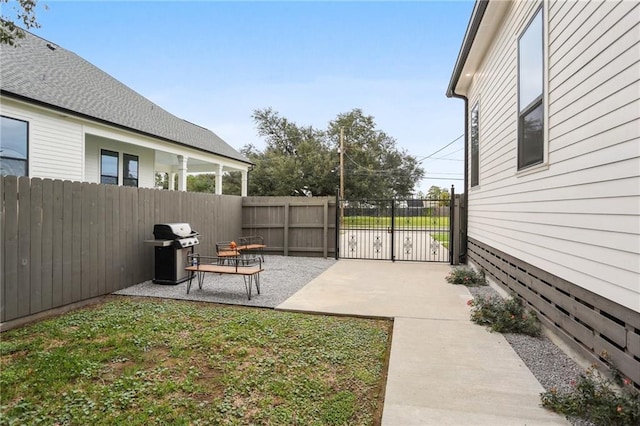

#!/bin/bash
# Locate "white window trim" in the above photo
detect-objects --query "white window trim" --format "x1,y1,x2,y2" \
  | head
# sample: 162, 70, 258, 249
470, 100, 480, 189
516, 1, 550, 177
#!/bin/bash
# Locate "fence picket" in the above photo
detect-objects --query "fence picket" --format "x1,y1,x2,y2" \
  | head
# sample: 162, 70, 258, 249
29, 178, 43, 313
3, 176, 19, 321
41, 179, 54, 311
17, 177, 31, 317
51, 179, 63, 308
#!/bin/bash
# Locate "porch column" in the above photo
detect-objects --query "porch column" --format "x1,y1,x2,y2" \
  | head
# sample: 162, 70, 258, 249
177, 155, 188, 191
241, 170, 248, 197
169, 172, 177, 191
215, 164, 223, 195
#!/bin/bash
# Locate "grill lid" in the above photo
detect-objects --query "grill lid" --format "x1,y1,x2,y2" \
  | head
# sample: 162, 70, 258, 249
153, 223, 197, 240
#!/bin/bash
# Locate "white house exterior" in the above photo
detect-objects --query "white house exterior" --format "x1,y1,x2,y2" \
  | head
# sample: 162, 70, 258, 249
448, 0, 639, 385
0, 31, 251, 194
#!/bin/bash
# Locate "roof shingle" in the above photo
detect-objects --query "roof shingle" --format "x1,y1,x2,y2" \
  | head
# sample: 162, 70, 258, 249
0, 31, 250, 164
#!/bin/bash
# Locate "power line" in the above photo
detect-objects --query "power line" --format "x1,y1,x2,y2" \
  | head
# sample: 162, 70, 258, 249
416, 134, 464, 163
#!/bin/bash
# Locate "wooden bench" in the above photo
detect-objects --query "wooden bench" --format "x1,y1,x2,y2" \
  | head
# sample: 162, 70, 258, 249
185, 254, 263, 299
238, 236, 267, 261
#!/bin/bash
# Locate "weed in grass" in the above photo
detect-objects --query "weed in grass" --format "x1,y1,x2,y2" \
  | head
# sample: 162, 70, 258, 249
322, 391, 357, 425
446, 267, 487, 286
468, 295, 541, 336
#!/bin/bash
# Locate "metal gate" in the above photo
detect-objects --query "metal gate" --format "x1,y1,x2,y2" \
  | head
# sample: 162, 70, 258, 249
337, 197, 453, 263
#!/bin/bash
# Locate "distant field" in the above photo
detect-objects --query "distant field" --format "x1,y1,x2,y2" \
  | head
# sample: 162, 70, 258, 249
431, 232, 450, 249
342, 216, 449, 228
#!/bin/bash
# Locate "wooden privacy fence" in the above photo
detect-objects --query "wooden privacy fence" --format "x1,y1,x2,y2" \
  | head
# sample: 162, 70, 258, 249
0, 176, 243, 323
242, 196, 337, 258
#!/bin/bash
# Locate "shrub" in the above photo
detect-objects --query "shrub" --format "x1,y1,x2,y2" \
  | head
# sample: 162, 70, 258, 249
446, 267, 487, 286
468, 295, 541, 336
541, 360, 639, 426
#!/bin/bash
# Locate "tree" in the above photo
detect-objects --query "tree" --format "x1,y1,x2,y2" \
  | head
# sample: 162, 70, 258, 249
248, 108, 336, 196
1, 0, 45, 46
427, 185, 450, 206
327, 109, 424, 199
248, 108, 424, 199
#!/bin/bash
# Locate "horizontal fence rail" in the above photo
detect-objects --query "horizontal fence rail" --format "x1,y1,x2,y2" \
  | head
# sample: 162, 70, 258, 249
1, 176, 243, 323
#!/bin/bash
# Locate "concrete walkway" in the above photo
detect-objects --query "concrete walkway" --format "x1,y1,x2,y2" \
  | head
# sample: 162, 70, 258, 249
277, 260, 569, 426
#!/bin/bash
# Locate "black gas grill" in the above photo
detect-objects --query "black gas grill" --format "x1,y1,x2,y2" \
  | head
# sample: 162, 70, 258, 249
146, 223, 200, 285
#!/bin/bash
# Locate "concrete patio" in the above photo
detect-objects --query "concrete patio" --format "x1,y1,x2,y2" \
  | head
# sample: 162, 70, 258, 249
277, 259, 569, 425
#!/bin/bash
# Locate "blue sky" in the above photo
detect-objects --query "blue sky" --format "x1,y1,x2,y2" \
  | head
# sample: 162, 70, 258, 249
28, 0, 473, 194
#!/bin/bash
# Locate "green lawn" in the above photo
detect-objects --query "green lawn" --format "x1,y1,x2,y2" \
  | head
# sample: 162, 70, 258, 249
342, 216, 449, 229
431, 232, 450, 249
0, 298, 391, 425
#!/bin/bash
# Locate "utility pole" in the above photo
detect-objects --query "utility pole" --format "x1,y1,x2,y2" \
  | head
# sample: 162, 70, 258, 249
340, 127, 345, 224
340, 127, 344, 201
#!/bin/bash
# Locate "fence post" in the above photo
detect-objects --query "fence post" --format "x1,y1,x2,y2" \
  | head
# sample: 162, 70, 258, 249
334, 190, 340, 260
449, 185, 455, 265
390, 200, 396, 262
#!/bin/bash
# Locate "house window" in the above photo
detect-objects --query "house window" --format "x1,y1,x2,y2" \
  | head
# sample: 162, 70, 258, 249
100, 150, 119, 185
470, 103, 479, 187
123, 153, 139, 187
0, 116, 29, 176
518, 7, 544, 170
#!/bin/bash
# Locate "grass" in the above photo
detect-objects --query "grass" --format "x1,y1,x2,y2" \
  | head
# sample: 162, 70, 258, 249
0, 297, 391, 425
430, 232, 450, 248
342, 216, 449, 229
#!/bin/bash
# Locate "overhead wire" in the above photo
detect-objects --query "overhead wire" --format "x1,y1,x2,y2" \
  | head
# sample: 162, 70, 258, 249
415, 134, 464, 163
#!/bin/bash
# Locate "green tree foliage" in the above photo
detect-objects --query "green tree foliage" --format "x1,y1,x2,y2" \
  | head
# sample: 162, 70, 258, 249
1, 0, 45, 46
247, 108, 424, 198
328, 109, 423, 199
185, 172, 243, 195
427, 185, 451, 205
247, 108, 336, 196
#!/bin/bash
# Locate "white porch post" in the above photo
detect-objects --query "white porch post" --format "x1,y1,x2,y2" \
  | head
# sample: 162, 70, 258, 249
178, 155, 188, 191
169, 172, 177, 191
215, 164, 224, 195
241, 170, 248, 197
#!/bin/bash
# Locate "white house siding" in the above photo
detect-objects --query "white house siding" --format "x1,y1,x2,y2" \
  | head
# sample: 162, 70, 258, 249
0, 99, 84, 181
85, 134, 155, 188
466, 0, 640, 312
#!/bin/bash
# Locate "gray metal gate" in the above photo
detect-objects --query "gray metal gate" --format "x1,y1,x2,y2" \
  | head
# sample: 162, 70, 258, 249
336, 197, 453, 263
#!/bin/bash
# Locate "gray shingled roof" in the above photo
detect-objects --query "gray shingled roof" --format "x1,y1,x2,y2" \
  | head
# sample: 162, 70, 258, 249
0, 31, 250, 164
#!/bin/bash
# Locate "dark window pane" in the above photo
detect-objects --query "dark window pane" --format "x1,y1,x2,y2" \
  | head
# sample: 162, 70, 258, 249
123, 154, 138, 179
101, 150, 118, 184
101, 153, 118, 176
100, 176, 118, 185
470, 104, 479, 187
518, 102, 544, 169
0, 116, 28, 159
518, 9, 543, 111
0, 158, 27, 176
1, 116, 28, 177
123, 154, 138, 187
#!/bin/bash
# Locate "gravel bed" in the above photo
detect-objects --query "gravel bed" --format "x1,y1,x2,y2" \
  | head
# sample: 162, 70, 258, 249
114, 255, 337, 308
468, 285, 593, 426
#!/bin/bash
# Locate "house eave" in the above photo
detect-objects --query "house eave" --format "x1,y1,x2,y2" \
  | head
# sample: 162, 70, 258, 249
446, 0, 511, 98
0, 90, 253, 167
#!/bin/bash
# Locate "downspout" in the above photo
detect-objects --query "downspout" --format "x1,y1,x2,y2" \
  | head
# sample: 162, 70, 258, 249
452, 94, 468, 264
446, 0, 489, 264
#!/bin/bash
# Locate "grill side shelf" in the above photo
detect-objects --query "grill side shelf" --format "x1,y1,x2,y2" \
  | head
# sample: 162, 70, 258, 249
144, 239, 173, 247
